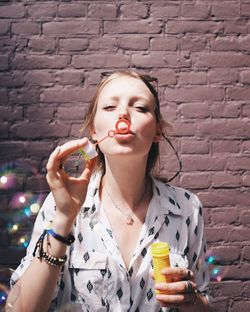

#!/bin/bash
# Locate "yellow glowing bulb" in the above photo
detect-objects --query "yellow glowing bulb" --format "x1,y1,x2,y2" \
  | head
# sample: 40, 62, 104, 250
30, 203, 40, 214
19, 237, 25, 244
12, 224, 18, 231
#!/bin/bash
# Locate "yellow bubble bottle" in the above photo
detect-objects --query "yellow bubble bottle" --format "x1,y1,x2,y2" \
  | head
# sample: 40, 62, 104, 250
151, 242, 171, 294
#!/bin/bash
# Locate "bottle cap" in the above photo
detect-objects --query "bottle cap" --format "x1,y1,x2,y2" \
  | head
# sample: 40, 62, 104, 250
151, 242, 170, 256
80, 140, 98, 160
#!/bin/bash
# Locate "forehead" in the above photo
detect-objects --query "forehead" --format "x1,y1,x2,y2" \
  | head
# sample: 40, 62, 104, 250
98, 76, 154, 102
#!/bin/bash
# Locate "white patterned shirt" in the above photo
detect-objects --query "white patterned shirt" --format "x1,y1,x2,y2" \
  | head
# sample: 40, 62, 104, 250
11, 172, 210, 312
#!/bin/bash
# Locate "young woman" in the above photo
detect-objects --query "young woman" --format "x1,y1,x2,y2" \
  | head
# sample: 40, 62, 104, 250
7, 71, 210, 312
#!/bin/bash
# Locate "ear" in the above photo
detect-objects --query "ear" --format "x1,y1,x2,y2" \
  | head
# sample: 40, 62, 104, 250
89, 126, 98, 142
153, 124, 162, 143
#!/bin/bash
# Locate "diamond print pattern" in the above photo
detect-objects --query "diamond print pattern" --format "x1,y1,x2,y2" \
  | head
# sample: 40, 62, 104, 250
150, 259, 154, 269
91, 204, 96, 213
89, 222, 94, 230
87, 280, 93, 293
148, 227, 154, 236
154, 232, 159, 240
140, 277, 145, 289
71, 292, 76, 301
101, 297, 106, 306
83, 252, 90, 263
185, 192, 190, 200
59, 280, 65, 290
100, 269, 107, 277
128, 266, 133, 277
117, 287, 123, 300
186, 217, 190, 227
194, 225, 198, 236
176, 230, 180, 241
183, 245, 189, 256
74, 269, 79, 275
106, 228, 113, 238
78, 232, 83, 243
204, 244, 207, 254
41, 211, 45, 221
156, 186, 160, 195
165, 215, 169, 226
130, 296, 133, 307
169, 197, 175, 205
107, 269, 112, 279
199, 205, 203, 216
193, 252, 197, 263
83, 207, 90, 213
146, 289, 153, 301
141, 248, 147, 257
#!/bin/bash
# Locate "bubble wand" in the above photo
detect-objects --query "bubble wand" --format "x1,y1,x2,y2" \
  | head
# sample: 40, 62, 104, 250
79, 118, 131, 161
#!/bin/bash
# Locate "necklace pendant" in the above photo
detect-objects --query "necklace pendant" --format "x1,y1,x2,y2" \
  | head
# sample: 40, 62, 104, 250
126, 216, 134, 225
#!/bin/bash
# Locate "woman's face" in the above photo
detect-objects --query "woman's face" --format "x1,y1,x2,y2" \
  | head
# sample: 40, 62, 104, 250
91, 76, 160, 160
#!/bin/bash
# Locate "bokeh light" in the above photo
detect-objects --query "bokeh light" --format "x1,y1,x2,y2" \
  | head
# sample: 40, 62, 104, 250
0, 172, 16, 190
30, 203, 40, 214
0, 267, 13, 310
0, 162, 47, 310
206, 251, 228, 282
0, 175, 8, 185
0, 283, 9, 307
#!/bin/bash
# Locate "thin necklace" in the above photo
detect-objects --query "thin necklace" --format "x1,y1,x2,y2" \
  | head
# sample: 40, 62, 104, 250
104, 182, 148, 225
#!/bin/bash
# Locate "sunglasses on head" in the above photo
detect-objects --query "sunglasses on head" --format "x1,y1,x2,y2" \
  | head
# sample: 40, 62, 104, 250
100, 71, 158, 93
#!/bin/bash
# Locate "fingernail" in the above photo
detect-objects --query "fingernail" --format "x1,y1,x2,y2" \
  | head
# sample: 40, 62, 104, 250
155, 283, 162, 289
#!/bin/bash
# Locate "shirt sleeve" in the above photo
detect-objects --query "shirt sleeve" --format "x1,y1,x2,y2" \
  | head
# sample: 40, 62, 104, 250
10, 192, 71, 310
188, 193, 211, 303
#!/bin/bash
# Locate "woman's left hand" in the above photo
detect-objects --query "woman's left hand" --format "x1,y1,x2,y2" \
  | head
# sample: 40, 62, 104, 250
153, 267, 198, 310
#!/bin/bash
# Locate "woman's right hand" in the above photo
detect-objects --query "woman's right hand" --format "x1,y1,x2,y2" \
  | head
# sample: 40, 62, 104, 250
46, 138, 97, 232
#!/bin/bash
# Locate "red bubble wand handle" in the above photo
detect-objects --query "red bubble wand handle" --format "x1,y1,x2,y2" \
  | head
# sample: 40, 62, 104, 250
78, 118, 131, 162
94, 118, 131, 146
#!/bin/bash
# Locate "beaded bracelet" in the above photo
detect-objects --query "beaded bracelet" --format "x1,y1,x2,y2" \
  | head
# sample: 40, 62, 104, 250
33, 230, 68, 267
40, 250, 67, 266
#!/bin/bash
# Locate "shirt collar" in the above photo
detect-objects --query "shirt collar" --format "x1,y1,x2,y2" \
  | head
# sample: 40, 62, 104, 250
152, 177, 183, 217
80, 171, 102, 216
81, 172, 183, 218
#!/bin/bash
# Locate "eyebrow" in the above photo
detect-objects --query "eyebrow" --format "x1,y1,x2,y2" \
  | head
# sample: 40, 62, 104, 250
101, 95, 152, 103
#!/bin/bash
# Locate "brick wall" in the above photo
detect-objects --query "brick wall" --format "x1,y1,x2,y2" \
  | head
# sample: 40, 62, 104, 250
0, 1, 250, 311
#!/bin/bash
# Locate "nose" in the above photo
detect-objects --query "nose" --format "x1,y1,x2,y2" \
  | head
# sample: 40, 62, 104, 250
117, 102, 131, 122
118, 114, 129, 120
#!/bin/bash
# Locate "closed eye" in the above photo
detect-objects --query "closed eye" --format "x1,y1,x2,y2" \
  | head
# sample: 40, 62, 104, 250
103, 105, 116, 111
135, 106, 149, 113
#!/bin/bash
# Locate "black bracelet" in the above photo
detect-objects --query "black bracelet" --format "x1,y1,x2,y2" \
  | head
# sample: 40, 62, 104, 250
47, 229, 75, 246
40, 250, 67, 266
